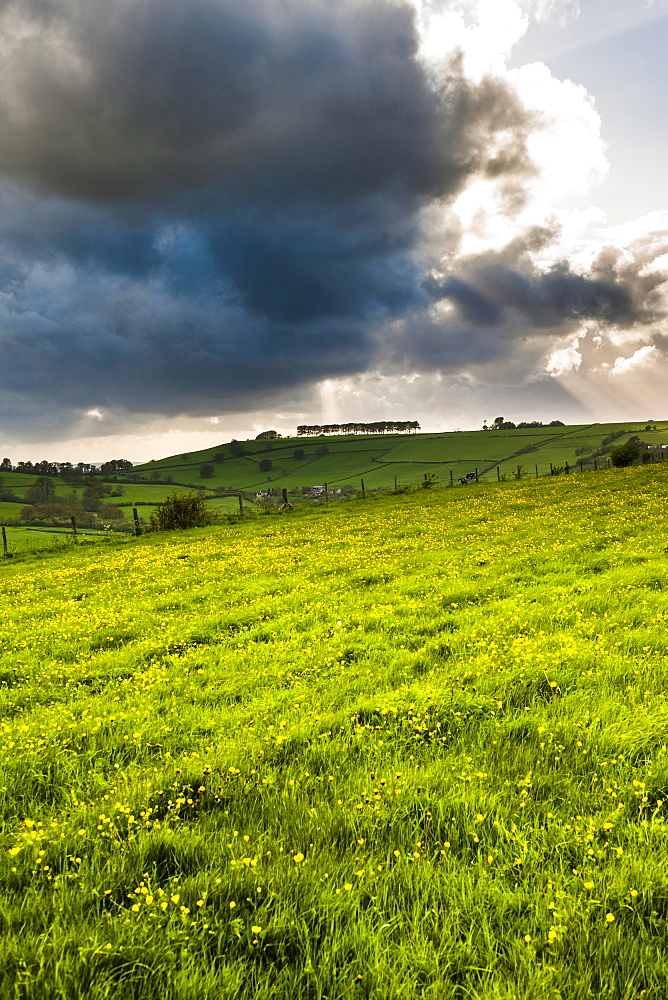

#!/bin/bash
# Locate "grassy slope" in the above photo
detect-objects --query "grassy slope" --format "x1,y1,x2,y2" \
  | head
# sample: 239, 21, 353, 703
2, 465, 668, 997
133, 420, 668, 493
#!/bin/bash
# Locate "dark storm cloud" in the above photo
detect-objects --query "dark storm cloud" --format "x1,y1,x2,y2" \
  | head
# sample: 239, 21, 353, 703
0, 0, 530, 206
0, 0, 664, 437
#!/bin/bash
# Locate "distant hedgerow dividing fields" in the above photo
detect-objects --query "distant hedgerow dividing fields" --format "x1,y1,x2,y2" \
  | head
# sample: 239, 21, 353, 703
2, 464, 668, 998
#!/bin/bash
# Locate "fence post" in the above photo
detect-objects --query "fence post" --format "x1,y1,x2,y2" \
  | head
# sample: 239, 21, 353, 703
1, 526, 7, 557
238, 493, 244, 516
361, 479, 366, 498
475, 468, 478, 483
497, 467, 500, 482
450, 470, 453, 486
280, 488, 292, 510
133, 508, 142, 536
535, 465, 538, 478
594, 459, 598, 470
550, 462, 554, 475
324, 482, 329, 502
579, 460, 583, 473
71, 515, 78, 542
394, 475, 397, 492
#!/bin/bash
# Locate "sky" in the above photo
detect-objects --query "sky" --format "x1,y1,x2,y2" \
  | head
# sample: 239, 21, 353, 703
0, 0, 666, 463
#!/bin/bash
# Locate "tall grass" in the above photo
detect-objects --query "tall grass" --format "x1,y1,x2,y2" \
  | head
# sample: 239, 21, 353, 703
1, 464, 668, 997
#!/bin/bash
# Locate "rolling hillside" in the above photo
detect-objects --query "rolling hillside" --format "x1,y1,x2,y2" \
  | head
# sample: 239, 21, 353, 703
2, 420, 666, 544
132, 419, 668, 494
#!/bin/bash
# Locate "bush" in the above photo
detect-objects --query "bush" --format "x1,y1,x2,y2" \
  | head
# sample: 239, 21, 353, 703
610, 442, 641, 468
149, 492, 217, 531
199, 463, 215, 478
259, 459, 273, 472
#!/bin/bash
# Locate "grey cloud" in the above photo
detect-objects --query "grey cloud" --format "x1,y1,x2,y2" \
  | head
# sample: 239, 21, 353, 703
425, 225, 667, 333
430, 263, 636, 329
394, 229, 668, 374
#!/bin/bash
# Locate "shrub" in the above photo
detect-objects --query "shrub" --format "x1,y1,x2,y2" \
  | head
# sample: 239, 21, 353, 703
149, 492, 217, 531
610, 442, 641, 468
259, 459, 273, 472
199, 463, 215, 478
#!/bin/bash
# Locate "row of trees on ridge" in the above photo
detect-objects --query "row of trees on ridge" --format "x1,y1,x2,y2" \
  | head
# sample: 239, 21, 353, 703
296, 421, 420, 436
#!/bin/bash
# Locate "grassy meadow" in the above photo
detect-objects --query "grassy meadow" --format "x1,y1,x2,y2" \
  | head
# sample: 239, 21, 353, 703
2, 463, 668, 997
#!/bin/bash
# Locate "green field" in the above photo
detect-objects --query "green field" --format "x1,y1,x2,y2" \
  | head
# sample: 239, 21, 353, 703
131, 420, 668, 494
2, 463, 668, 997
1, 526, 113, 554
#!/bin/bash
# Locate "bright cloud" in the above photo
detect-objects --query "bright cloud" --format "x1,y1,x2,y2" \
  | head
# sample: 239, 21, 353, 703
611, 345, 657, 375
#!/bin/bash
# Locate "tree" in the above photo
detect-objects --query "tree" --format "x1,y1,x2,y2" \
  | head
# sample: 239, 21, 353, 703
98, 504, 124, 521
82, 485, 103, 511
293, 448, 305, 460
199, 463, 215, 478
229, 441, 246, 457
315, 445, 329, 457
26, 477, 56, 505
255, 430, 282, 440
1, 458, 11, 470
100, 459, 133, 475
259, 458, 273, 472
610, 442, 640, 468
